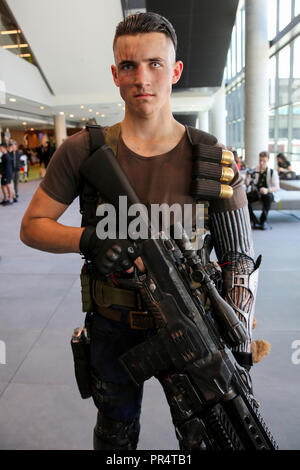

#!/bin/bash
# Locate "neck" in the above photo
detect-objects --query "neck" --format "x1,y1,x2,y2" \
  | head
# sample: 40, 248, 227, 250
121, 105, 184, 143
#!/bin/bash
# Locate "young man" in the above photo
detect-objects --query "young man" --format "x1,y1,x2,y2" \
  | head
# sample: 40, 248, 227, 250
246, 151, 280, 230
21, 13, 258, 450
0, 143, 14, 206
8, 141, 22, 202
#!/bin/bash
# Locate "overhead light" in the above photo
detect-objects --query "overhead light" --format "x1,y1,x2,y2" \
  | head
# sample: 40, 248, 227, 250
30, 128, 34, 131
118, 103, 122, 107
40, 106, 45, 110
0, 29, 21, 35
9, 98, 16, 102
59, 111, 64, 115
22, 122, 27, 125
69, 114, 74, 118
81, 117, 86, 121
101, 114, 105, 118
80, 105, 84, 109
88, 108, 93, 112
122, 107, 125, 110
3, 43, 28, 49
19, 53, 31, 58
95, 112, 99, 115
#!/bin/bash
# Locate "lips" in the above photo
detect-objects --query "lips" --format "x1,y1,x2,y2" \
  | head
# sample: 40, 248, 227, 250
134, 93, 154, 98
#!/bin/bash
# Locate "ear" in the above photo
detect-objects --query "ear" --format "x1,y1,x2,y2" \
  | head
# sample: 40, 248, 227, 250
172, 60, 183, 85
111, 65, 119, 87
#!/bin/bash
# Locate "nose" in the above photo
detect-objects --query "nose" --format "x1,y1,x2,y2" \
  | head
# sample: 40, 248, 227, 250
134, 64, 150, 87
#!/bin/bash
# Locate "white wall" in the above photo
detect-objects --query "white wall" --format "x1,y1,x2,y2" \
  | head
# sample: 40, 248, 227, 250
0, 47, 53, 105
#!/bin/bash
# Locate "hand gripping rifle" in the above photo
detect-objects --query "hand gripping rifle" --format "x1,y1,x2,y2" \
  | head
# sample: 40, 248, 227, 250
80, 144, 279, 450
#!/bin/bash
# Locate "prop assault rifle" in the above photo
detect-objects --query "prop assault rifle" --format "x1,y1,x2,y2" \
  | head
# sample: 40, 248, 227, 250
80, 144, 279, 450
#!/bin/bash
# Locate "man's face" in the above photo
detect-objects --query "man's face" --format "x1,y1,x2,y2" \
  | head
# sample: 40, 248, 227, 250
111, 32, 183, 117
259, 156, 269, 171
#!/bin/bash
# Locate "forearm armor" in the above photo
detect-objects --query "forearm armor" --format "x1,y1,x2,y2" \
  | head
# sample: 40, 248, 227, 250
209, 206, 260, 365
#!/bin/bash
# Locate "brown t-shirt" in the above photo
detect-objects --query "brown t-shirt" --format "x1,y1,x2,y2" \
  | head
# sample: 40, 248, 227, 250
40, 127, 246, 215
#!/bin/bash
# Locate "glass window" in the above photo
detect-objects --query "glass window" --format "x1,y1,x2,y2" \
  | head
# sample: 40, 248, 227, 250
278, 106, 289, 155
237, 120, 241, 146
240, 82, 245, 116
292, 104, 300, 156
269, 109, 275, 140
269, 55, 276, 107
227, 48, 232, 81
236, 11, 242, 73
268, 0, 277, 40
279, 0, 292, 32
294, 0, 300, 17
231, 25, 237, 78
241, 7, 245, 68
278, 45, 290, 106
292, 36, 300, 103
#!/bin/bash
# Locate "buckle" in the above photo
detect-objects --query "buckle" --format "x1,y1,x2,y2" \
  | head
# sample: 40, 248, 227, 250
129, 310, 151, 330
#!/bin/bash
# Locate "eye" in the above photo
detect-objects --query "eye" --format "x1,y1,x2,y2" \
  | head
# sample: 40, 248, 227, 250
121, 64, 134, 71
151, 62, 161, 68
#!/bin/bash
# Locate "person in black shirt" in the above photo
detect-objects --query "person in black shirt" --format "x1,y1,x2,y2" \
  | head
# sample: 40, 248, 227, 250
0, 143, 14, 205
276, 153, 295, 180
246, 151, 280, 230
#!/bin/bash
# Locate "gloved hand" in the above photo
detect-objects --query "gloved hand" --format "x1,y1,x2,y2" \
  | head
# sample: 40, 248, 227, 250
79, 226, 136, 277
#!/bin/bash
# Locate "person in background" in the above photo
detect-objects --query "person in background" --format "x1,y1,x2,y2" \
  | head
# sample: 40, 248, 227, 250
246, 150, 280, 230
19, 145, 29, 182
9, 141, 22, 202
0, 143, 14, 206
276, 153, 293, 179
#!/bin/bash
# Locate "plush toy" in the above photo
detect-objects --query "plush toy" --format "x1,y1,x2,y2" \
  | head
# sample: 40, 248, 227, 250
251, 316, 271, 363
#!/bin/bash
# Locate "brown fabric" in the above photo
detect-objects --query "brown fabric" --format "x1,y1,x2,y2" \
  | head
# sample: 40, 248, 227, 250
95, 305, 155, 330
40, 125, 246, 213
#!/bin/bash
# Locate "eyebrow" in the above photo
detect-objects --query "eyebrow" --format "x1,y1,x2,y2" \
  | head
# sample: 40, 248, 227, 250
118, 57, 165, 67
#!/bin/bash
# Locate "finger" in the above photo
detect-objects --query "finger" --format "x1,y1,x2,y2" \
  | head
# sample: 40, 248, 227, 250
134, 256, 146, 272
120, 258, 133, 271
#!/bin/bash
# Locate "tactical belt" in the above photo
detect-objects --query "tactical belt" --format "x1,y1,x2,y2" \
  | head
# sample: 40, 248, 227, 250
95, 305, 155, 330
92, 279, 143, 309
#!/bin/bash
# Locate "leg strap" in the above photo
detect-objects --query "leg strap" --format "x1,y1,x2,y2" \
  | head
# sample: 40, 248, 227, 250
91, 371, 141, 406
93, 412, 139, 450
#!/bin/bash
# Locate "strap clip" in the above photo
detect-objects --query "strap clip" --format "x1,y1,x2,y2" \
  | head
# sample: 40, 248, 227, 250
129, 310, 153, 330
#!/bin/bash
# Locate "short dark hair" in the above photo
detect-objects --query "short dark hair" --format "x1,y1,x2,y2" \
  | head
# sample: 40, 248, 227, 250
0, 143, 8, 150
259, 151, 269, 159
113, 12, 177, 55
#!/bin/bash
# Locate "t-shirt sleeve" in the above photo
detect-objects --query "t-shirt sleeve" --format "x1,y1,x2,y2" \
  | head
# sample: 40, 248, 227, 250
39, 129, 90, 205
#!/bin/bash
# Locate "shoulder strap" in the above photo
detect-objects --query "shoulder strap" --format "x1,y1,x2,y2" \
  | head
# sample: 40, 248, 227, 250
186, 125, 218, 146
79, 123, 121, 226
85, 122, 122, 155
85, 125, 105, 152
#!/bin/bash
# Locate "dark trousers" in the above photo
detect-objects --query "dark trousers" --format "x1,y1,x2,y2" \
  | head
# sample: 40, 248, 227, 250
247, 190, 274, 225
13, 171, 20, 197
90, 313, 155, 448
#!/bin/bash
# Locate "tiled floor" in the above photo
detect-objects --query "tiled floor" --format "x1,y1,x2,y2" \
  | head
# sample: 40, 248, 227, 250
0, 179, 299, 449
